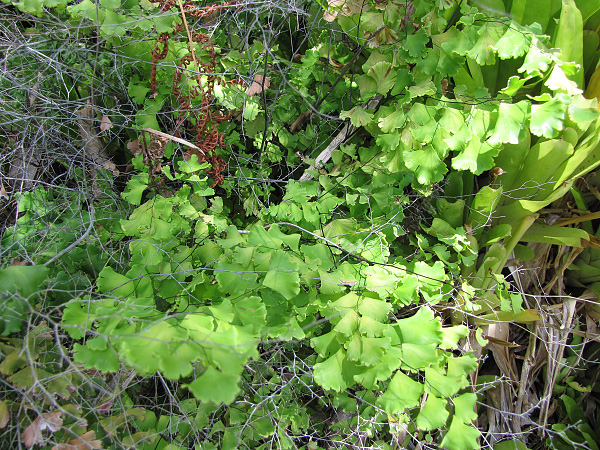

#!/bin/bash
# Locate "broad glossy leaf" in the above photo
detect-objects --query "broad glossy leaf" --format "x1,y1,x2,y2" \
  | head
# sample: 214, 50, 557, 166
510, 0, 556, 32
474, 309, 542, 324
553, 0, 584, 88
468, 186, 503, 238
521, 222, 588, 247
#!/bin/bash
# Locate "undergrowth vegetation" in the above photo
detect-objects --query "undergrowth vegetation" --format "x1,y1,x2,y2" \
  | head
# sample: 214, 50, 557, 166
2, 0, 600, 449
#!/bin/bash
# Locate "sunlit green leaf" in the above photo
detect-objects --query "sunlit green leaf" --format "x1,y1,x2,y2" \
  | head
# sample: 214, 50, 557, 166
313, 349, 359, 392
377, 371, 423, 414
416, 395, 449, 430
404, 145, 448, 185
467, 22, 503, 65
186, 366, 241, 404
518, 38, 554, 76
378, 109, 406, 133
404, 29, 429, 57
451, 139, 499, 175
97, 266, 135, 297
367, 61, 397, 95
488, 101, 529, 145
395, 307, 442, 345
492, 23, 531, 59
530, 97, 565, 138
440, 417, 481, 450
263, 251, 300, 299
453, 393, 478, 423
340, 106, 374, 127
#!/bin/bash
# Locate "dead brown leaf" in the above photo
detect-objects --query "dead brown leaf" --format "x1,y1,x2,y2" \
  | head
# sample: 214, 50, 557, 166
99, 115, 112, 132
126, 139, 140, 154
52, 430, 103, 450
0, 401, 9, 429
22, 411, 63, 447
246, 74, 271, 97
0, 180, 8, 200
102, 161, 119, 176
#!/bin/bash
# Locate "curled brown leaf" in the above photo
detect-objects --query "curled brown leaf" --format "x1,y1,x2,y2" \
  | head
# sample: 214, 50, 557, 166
246, 74, 271, 97
51, 430, 103, 450
99, 115, 113, 132
22, 411, 63, 448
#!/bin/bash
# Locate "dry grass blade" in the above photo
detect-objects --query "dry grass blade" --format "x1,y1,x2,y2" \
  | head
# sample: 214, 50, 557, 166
143, 128, 204, 154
